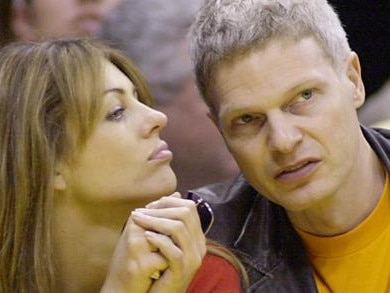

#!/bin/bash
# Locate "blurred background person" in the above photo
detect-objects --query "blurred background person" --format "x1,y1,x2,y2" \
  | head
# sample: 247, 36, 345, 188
1, 0, 123, 46
0, 0, 14, 46
328, 1, 390, 126
101, 0, 239, 193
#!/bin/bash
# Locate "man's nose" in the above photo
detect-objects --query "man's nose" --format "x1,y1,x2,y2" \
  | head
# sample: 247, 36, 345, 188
267, 111, 303, 154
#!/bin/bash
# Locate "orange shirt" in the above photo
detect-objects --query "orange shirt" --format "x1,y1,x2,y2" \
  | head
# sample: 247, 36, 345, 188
187, 253, 241, 293
297, 174, 390, 292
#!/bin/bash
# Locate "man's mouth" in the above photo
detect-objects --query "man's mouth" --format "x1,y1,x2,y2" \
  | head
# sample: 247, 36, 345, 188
276, 160, 319, 181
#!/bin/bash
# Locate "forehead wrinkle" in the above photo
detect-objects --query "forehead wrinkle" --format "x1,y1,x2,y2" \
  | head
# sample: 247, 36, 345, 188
215, 50, 333, 118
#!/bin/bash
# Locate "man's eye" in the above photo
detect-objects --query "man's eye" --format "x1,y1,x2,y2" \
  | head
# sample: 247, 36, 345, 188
236, 114, 255, 125
106, 107, 126, 121
233, 114, 265, 127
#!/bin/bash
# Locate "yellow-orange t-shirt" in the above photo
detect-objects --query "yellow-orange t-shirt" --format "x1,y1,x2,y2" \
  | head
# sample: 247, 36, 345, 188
297, 174, 390, 293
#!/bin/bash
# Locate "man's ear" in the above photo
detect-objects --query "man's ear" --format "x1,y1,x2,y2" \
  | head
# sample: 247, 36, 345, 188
207, 111, 222, 132
11, 3, 38, 41
346, 52, 365, 109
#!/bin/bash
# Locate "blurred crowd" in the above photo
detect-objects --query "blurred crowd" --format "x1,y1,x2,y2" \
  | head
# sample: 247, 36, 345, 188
0, 0, 239, 193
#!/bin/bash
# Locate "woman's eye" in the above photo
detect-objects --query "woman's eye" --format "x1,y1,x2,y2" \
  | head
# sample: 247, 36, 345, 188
106, 107, 126, 121
300, 89, 313, 101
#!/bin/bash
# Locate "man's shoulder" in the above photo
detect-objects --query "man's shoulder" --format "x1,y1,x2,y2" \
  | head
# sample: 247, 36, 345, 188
190, 174, 256, 204
188, 176, 317, 292
187, 174, 258, 245
363, 126, 390, 170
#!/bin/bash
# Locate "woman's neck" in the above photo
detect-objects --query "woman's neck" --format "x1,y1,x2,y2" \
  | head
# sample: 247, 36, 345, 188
53, 197, 136, 293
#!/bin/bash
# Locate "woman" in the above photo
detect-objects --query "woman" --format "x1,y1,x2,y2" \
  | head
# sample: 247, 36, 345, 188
0, 39, 246, 292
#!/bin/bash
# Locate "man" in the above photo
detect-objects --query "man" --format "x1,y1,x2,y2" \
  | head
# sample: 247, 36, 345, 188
100, 0, 239, 193
189, 0, 390, 291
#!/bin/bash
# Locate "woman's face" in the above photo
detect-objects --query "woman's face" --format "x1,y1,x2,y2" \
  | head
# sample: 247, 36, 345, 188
59, 61, 176, 206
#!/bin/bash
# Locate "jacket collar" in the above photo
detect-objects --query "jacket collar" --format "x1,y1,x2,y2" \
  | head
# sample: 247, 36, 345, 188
191, 126, 390, 292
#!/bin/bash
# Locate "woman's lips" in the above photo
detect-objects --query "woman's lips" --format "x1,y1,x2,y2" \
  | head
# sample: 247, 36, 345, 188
149, 141, 173, 161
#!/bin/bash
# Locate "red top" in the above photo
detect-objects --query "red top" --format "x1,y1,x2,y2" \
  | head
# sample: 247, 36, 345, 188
186, 253, 241, 293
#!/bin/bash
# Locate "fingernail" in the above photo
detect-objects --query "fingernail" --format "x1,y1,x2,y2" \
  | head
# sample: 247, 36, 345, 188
131, 211, 143, 218
145, 230, 159, 238
145, 231, 153, 237
145, 202, 157, 208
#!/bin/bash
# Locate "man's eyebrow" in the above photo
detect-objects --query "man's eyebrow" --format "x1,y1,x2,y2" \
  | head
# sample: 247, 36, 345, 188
288, 78, 326, 94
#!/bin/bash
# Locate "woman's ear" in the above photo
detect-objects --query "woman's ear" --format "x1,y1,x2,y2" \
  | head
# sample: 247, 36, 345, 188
54, 165, 67, 191
346, 52, 366, 109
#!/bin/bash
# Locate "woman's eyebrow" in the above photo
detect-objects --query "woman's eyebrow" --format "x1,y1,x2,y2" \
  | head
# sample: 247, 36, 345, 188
103, 88, 125, 95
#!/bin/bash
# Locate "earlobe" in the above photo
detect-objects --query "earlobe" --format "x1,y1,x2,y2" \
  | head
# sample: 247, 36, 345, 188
207, 112, 218, 126
54, 170, 67, 191
346, 52, 365, 109
207, 111, 222, 133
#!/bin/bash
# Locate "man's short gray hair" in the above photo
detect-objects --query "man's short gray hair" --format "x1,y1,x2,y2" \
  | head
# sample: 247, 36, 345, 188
190, 0, 351, 110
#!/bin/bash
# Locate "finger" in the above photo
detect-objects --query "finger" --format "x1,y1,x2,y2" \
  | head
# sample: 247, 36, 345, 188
134, 206, 199, 223
145, 194, 189, 209
122, 218, 158, 251
139, 199, 202, 237
133, 207, 204, 246
133, 201, 202, 235
146, 231, 204, 293
131, 211, 205, 247
145, 231, 183, 271
142, 195, 215, 235
145, 231, 203, 286
170, 192, 181, 198
123, 231, 169, 275
131, 212, 187, 244
145, 252, 169, 274
104, 222, 169, 293
131, 212, 206, 267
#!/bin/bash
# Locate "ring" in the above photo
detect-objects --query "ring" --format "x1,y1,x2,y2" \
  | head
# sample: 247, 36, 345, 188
150, 270, 161, 280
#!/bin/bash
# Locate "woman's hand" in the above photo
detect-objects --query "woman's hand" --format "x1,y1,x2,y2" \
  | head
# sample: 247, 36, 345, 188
131, 192, 207, 293
100, 192, 206, 293
100, 217, 168, 293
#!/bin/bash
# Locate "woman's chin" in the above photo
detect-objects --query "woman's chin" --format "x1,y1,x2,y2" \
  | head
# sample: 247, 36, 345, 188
159, 174, 178, 196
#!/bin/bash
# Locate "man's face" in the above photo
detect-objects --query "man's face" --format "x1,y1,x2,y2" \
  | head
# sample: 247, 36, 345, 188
211, 37, 365, 212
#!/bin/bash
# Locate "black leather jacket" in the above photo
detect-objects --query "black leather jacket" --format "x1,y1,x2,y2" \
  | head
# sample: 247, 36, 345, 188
187, 126, 390, 292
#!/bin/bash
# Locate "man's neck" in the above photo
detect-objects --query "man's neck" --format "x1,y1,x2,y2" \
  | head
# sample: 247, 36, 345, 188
288, 140, 386, 237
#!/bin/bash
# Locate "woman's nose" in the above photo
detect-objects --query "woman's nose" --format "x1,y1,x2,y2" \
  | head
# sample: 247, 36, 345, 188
141, 105, 168, 137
